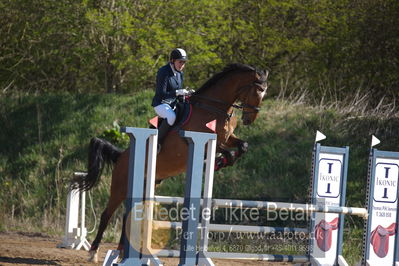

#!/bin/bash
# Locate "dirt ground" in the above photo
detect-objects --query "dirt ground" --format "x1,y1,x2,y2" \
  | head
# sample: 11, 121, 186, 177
0, 231, 295, 265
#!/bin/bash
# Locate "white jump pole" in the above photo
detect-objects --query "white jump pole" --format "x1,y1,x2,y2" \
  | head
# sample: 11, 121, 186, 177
152, 195, 368, 219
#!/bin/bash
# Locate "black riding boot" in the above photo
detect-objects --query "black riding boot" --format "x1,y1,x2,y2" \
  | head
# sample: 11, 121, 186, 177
157, 120, 171, 153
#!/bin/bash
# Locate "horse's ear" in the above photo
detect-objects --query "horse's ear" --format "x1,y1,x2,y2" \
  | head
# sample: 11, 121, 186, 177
263, 69, 269, 80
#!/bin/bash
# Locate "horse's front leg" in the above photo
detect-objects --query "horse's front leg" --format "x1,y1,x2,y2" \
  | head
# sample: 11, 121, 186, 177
214, 146, 233, 170
214, 134, 248, 171
224, 133, 248, 160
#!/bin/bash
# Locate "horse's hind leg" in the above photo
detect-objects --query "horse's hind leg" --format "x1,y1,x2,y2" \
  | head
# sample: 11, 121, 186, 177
88, 151, 129, 262
116, 213, 128, 259
88, 192, 124, 262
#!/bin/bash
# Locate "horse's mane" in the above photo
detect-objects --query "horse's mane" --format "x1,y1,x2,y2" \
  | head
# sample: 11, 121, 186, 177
194, 63, 261, 94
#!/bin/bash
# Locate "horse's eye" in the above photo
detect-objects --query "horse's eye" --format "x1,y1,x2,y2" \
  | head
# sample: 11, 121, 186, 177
256, 84, 266, 92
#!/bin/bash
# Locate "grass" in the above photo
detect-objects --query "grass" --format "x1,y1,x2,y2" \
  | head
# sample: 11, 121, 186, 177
1, 91, 398, 264
0, 92, 155, 239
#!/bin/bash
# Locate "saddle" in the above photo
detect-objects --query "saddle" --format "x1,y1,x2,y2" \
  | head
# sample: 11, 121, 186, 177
150, 101, 192, 131
314, 217, 339, 252
370, 223, 396, 258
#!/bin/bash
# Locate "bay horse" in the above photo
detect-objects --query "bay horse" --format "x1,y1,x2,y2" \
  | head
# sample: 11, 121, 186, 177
74, 63, 268, 262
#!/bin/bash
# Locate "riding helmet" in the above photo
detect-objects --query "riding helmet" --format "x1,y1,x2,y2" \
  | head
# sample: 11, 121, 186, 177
170, 48, 188, 61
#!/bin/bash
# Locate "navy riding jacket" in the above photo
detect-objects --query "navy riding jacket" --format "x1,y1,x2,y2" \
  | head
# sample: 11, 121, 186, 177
151, 63, 184, 107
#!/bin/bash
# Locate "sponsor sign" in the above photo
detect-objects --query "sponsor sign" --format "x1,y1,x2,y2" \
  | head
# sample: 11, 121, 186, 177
310, 144, 349, 265
365, 149, 399, 265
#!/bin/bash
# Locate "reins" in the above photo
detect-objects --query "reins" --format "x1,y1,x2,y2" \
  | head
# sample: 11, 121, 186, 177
192, 99, 234, 121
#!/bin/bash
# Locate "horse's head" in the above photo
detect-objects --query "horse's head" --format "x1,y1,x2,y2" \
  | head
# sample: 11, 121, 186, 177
237, 69, 269, 125
191, 64, 269, 126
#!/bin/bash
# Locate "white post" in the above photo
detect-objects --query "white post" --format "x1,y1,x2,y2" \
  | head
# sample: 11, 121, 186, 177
198, 138, 216, 266
57, 172, 91, 251
73, 189, 91, 250
57, 188, 80, 249
142, 133, 163, 266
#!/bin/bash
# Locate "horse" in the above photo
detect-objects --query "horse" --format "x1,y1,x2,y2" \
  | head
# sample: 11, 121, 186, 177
74, 63, 269, 262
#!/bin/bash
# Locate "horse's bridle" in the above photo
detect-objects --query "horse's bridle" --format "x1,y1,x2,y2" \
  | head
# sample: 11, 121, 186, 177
191, 80, 265, 118
233, 80, 266, 114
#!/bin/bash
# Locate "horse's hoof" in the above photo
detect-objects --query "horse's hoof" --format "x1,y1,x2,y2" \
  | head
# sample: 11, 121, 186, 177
88, 249, 98, 263
118, 249, 124, 261
241, 142, 249, 152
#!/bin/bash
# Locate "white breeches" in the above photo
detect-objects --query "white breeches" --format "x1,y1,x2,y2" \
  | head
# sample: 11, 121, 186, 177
154, 104, 176, 126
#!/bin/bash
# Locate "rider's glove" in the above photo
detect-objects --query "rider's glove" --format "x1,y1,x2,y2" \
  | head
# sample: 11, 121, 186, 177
176, 89, 189, 96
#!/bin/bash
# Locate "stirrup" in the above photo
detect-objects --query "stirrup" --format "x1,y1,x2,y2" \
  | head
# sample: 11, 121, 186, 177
157, 144, 162, 154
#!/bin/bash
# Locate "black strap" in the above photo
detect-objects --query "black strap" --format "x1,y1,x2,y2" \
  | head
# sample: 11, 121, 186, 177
191, 94, 260, 114
191, 94, 231, 108
193, 102, 233, 121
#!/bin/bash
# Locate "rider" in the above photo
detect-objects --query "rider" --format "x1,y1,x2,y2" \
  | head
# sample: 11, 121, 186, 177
152, 48, 190, 151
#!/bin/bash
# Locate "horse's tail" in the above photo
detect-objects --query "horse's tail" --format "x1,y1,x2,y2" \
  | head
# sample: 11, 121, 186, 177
73, 137, 123, 191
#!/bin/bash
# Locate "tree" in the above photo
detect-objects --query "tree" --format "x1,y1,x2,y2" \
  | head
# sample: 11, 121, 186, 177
0, 0, 87, 93
1, 0, 398, 104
